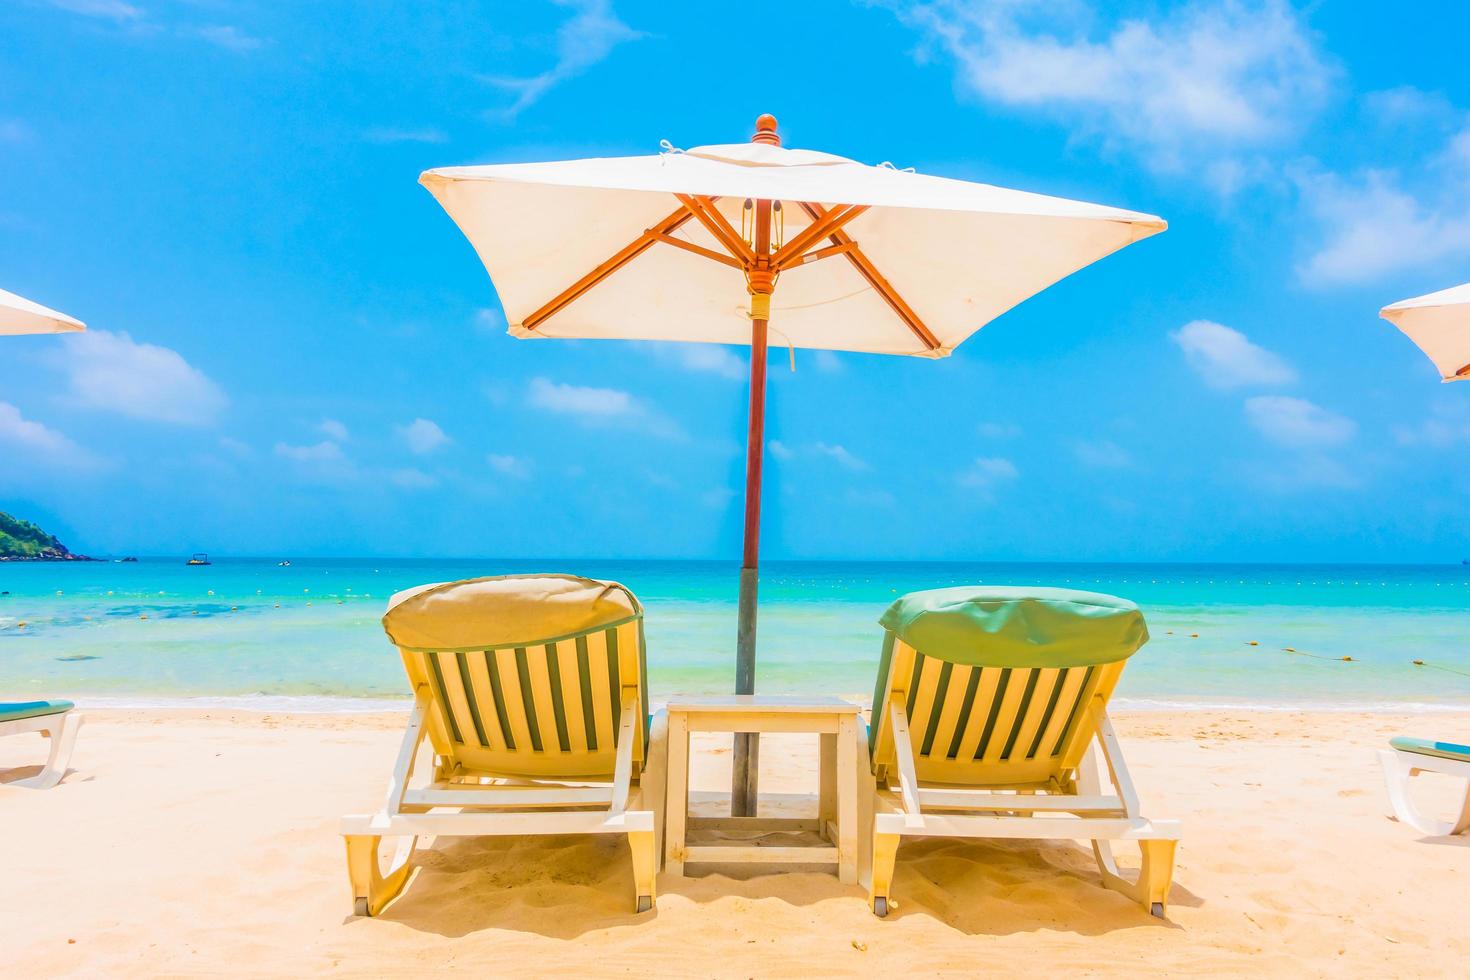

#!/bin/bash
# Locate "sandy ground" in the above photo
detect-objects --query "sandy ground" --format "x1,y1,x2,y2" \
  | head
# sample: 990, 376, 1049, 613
3, 708, 1468, 977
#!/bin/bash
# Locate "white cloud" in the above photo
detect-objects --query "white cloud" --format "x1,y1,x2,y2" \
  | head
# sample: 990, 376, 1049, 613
318, 419, 349, 442
700, 487, 735, 509
978, 421, 1020, 439
529, 376, 635, 416
1244, 395, 1355, 447
388, 468, 438, 490
527, 376, 678, 436
217, 436, 252, 458
1073, 439, 1132, 469
1170, 320, 1296, 389
882, 0, 1331, 181
485, 0, 642, 119
1394, 406, 1470, 448
364, 127, 448, 145
812, 350, 844, 373
274, 440, 344, 464
194, 25, 263, 51
397, 418, 449, 455
475, 308, 506, 333
768, 439, 794, 460
273, 439, 356, 483
814, 442, 868, 471
0, 402, 89, 464
1295, 139, 1470, 284
488, 453, 531, 478
48, 0, 141, 20
56, 329, 226, 425
1362, 86, 1456, 128
959, 455, 1019, 488
650, 342, 746, 380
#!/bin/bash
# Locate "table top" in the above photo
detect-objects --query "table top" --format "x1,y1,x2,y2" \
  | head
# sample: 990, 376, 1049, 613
663, 694, 862, 714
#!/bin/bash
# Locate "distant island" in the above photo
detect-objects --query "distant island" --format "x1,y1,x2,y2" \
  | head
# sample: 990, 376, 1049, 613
0, 511, 94, 561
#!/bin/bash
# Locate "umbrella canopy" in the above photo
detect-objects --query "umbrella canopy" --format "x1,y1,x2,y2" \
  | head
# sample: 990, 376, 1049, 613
1381, 282, 1470, 382
422, 114, 1165, 813
0, 286, 85, 336
423, 126, 1164, 358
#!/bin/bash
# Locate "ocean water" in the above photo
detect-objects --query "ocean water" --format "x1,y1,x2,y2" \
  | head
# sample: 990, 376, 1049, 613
3, 558, 1470, 711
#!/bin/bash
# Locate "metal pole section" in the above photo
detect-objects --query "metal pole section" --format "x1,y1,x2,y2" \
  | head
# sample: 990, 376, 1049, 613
733, 114, 780, 817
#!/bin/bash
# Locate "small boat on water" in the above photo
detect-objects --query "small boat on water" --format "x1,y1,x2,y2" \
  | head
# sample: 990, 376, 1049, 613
187, 553, 211, 566
277, 560, 291, 567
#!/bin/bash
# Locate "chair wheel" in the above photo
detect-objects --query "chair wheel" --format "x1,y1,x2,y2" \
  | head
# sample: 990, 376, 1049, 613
873, 897, 889, 918
1150, 902, 1164, 919
353, 897, 370, 917
636, 895, 653, 913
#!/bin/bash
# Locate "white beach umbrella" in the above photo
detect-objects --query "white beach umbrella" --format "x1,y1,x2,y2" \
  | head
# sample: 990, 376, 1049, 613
422, 114, 1166, 810
0, 286, 86, 336
1381, 282, 1470, 382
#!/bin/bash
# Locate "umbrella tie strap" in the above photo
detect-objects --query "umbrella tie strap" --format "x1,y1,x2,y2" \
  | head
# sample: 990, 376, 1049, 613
658, 139, 685, 156
768, 325, 797, 373
878, 161, 916, 173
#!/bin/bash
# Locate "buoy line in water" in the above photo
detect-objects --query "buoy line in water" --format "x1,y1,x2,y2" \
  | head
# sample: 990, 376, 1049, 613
1281, 648, 1356, 662
1411, 659, 1470, 679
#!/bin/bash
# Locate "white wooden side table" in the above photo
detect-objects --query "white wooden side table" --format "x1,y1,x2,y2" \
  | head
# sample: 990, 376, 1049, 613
662, 695, 861, 884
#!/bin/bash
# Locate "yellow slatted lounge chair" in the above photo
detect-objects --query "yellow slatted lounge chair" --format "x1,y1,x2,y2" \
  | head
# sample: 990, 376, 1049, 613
1378, 737, 1470, 836
340, 574, 666, 915
865, 586, 1181, 918
0, 699, 83, 789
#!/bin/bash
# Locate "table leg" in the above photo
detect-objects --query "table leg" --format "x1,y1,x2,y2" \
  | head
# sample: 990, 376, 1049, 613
664, 711, 689, 877
837, 713, 859, 885
819, 732, 836, 840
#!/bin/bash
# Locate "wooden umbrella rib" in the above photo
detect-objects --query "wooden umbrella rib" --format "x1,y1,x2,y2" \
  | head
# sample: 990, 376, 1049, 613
674, 194, 756, 266
791, 241, 858, 265
652, 232, 745, 269
770, 204, 869, 270
522, 203, 699, 330
797, 201, 941, 352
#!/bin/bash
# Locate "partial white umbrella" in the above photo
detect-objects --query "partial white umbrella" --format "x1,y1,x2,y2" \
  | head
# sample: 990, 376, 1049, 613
421, 114, 1166, 812
0, 286, 85, 336
1381, 282, 1470, 382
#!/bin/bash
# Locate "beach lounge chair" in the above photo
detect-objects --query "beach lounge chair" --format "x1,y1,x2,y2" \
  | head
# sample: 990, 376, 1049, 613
0, 700, 83, 789
341, 574, 665, 916
865, 587, 1181, 918
1378, 737, 1470, 836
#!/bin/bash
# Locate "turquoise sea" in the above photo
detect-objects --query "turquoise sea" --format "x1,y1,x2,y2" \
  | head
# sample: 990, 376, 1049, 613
3, 559, 1470, 711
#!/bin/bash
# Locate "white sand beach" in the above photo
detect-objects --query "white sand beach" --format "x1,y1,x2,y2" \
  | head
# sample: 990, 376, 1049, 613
4, 708, 1468, 976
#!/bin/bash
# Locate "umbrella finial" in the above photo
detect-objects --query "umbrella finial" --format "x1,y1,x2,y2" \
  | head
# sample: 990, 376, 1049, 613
752, 114, 780, 146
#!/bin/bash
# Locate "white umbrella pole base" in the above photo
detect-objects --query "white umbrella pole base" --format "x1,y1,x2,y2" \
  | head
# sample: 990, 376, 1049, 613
733, 565, 760, 816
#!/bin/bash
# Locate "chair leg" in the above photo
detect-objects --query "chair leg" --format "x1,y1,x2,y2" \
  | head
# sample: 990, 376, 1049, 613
1094, 838, 1177, 917
344, 833, 418, 916
1453, 780, 1470, 836
1379, 749, 1470, 836
12, 713, 83, 790
628, 829, 657, 913
642, 710, 669, 869
869, 830, 900, 917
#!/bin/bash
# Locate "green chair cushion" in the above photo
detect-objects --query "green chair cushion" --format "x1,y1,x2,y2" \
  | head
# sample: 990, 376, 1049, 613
1391, 736, 1470, 763
0, 700, 75, 723
878, 586, 1149, 669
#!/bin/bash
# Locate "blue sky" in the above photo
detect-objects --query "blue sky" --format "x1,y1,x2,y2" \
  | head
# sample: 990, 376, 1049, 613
3, 0, 1470, 562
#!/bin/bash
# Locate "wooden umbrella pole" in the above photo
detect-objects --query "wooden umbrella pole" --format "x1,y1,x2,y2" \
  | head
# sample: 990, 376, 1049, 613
732, 113, 780, 817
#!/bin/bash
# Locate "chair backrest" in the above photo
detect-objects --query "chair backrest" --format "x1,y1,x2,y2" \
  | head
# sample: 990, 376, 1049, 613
868, 587, 1147, 787
383, 574, 648, 781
